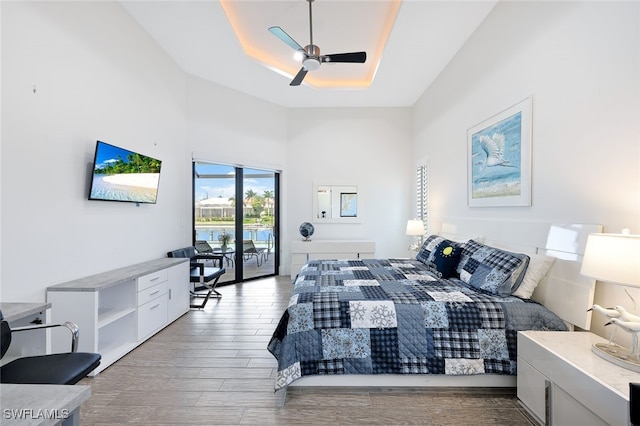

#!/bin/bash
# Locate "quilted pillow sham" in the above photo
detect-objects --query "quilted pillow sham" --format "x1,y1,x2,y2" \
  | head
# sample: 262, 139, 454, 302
416, 235, 462, 278
456, 239, 530, 296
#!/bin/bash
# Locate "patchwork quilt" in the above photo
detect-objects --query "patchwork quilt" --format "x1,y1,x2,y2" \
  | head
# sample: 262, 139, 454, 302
268, 258, 567, 390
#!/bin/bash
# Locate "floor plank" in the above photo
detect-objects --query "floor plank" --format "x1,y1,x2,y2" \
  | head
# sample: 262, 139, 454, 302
79, 276, 537, 425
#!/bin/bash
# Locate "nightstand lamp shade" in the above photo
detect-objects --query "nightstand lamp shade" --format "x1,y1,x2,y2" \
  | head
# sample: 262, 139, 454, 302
581, 232, 640, 372
406, 220, 425, 252
581, 233, 640, 287
405, 220, 426, 236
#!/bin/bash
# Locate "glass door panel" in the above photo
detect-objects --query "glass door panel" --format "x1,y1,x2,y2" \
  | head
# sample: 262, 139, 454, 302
242, 168, 277, 280
194, 163, 237, 284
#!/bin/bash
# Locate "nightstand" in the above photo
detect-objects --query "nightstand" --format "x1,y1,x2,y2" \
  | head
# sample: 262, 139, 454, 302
518, 330, 640, 425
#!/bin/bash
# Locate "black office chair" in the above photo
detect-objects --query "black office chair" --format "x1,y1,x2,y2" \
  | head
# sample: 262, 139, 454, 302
631, 383, 640, 425
0, 310, 101, 385
167, 246, 226, 308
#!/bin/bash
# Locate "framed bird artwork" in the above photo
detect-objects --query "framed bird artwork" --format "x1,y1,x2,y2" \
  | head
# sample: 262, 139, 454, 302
467, 96, 532, 207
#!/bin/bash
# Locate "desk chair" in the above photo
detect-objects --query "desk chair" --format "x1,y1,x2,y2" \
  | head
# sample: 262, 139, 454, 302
631, 383, 640, 426
0, 311, 101, 385
167, 246, 225, 308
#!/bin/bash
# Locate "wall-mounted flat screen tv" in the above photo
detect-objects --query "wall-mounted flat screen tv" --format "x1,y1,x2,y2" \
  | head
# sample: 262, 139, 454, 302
88, 141, 162, 204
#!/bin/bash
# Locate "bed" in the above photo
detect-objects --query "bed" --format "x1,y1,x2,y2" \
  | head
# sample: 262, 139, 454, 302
268, 220, 602, 390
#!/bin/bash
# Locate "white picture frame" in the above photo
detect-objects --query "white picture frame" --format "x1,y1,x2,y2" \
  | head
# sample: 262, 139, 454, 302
467, 96, 532, 207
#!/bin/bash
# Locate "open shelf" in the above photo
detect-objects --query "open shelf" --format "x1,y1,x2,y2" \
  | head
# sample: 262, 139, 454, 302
97, 306, 136, 328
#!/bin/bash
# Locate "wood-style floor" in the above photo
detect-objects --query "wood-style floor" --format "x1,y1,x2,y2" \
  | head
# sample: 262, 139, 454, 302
78, 275, 537, 425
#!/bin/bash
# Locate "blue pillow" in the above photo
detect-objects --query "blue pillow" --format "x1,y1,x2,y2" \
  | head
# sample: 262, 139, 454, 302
416, 235, 462, 279
456, 240, 529, 296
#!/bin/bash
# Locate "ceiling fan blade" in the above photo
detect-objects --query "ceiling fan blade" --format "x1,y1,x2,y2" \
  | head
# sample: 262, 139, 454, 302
322, 52, 367, 64
290, 68, 308, 86
268, 26, 304, 52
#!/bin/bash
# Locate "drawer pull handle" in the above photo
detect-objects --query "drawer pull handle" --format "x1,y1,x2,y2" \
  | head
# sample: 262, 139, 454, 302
545, 379, 552, 425
150, 303, 160, 310
149, 290, 160, 296
150, 277, 160, 282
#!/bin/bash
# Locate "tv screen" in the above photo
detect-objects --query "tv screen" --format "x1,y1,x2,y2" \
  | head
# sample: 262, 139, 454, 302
88, 141, 162, 204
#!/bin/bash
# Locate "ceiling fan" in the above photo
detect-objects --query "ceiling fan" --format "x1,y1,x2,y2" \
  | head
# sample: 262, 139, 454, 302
268, 0, 367, 86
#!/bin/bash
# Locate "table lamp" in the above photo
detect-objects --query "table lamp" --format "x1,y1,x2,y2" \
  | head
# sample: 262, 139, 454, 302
581, 232, 640, 371
406, 219, 426, 251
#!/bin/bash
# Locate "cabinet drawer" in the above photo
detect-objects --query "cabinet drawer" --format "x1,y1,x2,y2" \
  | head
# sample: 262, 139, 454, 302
309, 252, 359, 260
137, 281, 168, 307
291, 253, 308, 263
517, 356, 547, 424
553, 384, 608, 426
137, 270, 168, 291
137, 293, 168, 340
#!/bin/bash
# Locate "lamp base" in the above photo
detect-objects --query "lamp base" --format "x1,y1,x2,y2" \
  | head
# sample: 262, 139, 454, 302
591, 342, 640, 372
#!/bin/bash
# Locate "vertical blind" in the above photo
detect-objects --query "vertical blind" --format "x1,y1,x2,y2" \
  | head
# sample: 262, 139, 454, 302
416, 162, 428, 234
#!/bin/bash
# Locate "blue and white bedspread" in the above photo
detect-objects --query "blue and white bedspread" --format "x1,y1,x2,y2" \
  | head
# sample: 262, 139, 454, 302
267, 258, 567, 390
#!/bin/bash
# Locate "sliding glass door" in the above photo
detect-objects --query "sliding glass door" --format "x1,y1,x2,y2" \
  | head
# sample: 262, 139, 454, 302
193, 162, 279, 284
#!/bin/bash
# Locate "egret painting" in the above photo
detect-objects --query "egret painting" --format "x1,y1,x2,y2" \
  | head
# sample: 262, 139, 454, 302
467, 97, 532, 207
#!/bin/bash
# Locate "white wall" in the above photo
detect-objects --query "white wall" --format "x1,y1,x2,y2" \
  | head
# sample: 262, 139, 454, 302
187, 75, 288, 171
1, 2, 189, 301
412, 1, 640, 342
286, 107, 413, 273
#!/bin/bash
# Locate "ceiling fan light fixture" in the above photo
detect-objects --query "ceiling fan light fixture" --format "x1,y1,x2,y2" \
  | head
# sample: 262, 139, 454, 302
302, 57, 321, 71
293, 50, 305, 61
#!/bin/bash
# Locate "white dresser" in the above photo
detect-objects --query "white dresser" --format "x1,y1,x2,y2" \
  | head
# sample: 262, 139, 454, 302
518, 330, 639, 425
46, 258, 190, 375
290, 239, 375, 277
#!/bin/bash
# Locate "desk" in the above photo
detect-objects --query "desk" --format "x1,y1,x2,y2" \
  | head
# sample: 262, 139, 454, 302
0, 383, 91, 426
290, 240, 375, 277
0, 302, 51, 361
0, 302, 51, 323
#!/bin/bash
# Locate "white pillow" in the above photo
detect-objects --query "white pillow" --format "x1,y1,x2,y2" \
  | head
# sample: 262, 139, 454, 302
512, 254, 556, 299
440, 235, 485, 244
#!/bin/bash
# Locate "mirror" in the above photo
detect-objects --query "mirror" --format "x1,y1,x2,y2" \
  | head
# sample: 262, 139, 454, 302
313, 183, 359, 223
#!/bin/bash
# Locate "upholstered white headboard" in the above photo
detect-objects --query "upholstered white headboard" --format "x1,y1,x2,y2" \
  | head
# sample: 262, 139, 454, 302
439, 218, 603, 330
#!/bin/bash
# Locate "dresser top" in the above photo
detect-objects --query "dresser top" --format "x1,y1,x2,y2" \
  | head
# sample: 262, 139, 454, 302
520, 330, 640, 400
47, 258, 188, 292
290, 239, 375, 251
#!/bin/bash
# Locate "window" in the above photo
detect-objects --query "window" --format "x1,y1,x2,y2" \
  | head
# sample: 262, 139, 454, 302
416, 162, 428, 234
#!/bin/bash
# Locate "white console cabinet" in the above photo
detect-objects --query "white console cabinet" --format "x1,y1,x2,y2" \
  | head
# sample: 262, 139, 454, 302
47, 258, 189, 375
518, 331, 638, 426
290, 240, 375, 277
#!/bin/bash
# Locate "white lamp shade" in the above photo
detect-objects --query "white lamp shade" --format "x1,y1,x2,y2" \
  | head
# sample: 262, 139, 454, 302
581, 233, 640, 286
406, 220, 426, 236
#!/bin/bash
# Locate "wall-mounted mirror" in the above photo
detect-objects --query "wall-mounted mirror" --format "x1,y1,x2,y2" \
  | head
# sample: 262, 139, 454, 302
313, 183, 359, 223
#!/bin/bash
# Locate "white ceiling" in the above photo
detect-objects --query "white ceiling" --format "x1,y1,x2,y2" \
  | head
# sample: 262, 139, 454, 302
120, 1, 498, 108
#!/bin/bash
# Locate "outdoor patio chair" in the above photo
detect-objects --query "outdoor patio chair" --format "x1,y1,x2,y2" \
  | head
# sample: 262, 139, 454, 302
194, 240, 214, 254
243, 240, 266, 267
